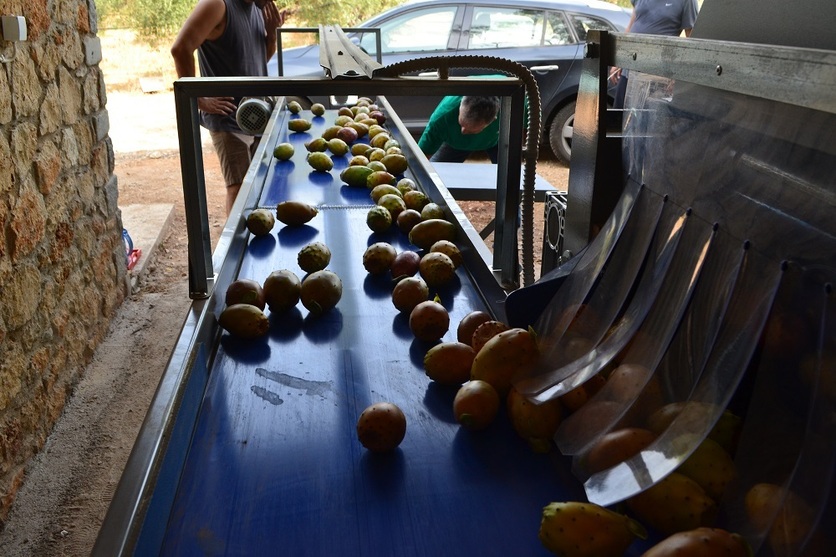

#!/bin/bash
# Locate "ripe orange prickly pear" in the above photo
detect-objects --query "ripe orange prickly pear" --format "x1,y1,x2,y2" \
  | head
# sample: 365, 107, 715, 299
362, 242, 397, 275
580, 427, 657, 476
418, 251, 456, 288
225, 278, 266, 310
507, 386, 562, 453
369, 184, 401, 204
423, 342, 475, 386
641, 527, 751, 557
456, 310, 492, 345
408, 295, 449, 342
453, 380, 500, 430
539, 501, 647, 557
470, 320, 510, 352
262, 269, 300, 313
470, 326, 538, 396
300, 270, 342, 316
745, 482, 816, 555
276, 201, 318, 226
356, 402, 407, 452
218, 304, 270, 338
676, 436, 737, 501
408, 218, 456, 249
430, 239, 462, 268
626, 472, 718, 535
391, 277, 429, 313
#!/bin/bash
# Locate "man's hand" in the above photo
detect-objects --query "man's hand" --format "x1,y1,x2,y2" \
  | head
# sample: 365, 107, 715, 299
608, 67, 622, 85
262, 2, 290, 59
262, 2, 286, 35
198, 96, 237, 115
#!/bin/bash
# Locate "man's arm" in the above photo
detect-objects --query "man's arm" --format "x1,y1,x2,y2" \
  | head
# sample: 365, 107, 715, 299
625, 9, 636, 33
171, 0, 227, 78
681, 0, 699, 37
171, 0, 236, 115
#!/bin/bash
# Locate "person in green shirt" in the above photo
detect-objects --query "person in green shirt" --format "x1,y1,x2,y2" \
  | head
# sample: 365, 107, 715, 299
418, 95, 500, 163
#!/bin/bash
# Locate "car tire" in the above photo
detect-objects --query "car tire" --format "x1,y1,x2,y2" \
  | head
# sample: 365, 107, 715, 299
548, 101, 575, 165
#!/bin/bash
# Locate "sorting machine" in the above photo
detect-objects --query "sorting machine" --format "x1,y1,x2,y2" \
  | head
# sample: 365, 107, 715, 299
96, 3, 835, 555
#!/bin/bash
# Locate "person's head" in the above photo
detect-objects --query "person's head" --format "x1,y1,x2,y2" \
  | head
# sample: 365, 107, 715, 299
458, 96, 500, 135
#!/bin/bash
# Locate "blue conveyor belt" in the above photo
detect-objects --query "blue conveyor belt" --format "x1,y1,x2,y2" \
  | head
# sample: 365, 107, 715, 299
151, 111, 586, 556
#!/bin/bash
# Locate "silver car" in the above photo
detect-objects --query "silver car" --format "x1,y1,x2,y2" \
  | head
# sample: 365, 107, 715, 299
269, 0, 630, 163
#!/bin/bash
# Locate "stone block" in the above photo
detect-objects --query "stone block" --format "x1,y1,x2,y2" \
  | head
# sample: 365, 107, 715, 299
38, 82, 61, 136
10, 50, 40, 118
0, 261, 41, 330
10, 183, 47, 261
59, 65, 82, 125
83, 36, 102, 66
34, 138, 61, 195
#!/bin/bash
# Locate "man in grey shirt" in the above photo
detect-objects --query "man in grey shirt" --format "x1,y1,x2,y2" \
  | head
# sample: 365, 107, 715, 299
612, 0, 699, 108
172, 0, 289, 214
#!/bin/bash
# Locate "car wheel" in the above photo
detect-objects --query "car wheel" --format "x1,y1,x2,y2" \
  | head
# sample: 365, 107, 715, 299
548, 101, 575, 165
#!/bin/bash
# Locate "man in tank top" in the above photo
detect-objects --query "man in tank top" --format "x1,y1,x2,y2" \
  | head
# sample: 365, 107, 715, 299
172, 0, 290, 214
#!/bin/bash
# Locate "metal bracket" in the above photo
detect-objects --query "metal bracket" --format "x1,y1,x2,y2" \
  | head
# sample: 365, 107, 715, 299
318, 25, 382, 79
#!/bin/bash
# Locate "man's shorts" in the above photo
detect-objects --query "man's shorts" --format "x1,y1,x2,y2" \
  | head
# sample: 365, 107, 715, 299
209, 130, 259, 188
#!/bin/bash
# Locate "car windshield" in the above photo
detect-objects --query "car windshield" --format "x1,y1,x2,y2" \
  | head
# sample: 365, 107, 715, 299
357, 5, 458, 55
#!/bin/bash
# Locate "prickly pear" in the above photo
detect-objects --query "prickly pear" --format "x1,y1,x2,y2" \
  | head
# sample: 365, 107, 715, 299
641, 527, 751, 557
507, 386, 562, 453
218, 304, 269, 338
297, 241, 331, 273
676, 436, 736, 501
626, 472, 717, 535
423, 342, 475, 386
470, 326, 538, 396
745, 482, 815, 555
580, 427, 657, 476
539, 501, 647, 557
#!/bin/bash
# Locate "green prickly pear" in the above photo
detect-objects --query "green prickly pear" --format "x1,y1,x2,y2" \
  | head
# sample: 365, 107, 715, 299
626, 472, 717, 535
676, 436, 737, 501
641, 527, 752, 557
539, 501, 647, 557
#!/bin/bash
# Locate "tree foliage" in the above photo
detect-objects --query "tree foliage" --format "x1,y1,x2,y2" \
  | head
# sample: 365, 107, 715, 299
97, 0, 634, 44
96, 0, 403, 43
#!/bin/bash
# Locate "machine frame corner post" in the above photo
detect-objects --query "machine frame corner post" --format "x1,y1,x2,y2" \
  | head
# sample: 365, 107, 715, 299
564, 29, 624, 255
174, 80, 214, 299
493, 86, 526, 288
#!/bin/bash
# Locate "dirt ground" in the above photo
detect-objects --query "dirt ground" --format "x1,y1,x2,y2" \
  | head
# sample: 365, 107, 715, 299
0, 86, 568, 555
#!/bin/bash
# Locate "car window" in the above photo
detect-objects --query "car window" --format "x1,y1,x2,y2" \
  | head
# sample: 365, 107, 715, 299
568, 13, 616, 42
545, 12, 575, 46
357, 6, 458, 55
467, 7, 546, 49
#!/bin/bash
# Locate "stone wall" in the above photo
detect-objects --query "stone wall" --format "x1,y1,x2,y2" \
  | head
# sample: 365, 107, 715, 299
0, 0, 126, 526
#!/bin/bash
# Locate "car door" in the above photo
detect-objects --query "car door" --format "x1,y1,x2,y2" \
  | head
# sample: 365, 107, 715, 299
459, 5, 582, 116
